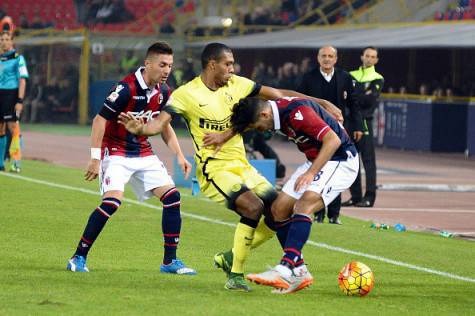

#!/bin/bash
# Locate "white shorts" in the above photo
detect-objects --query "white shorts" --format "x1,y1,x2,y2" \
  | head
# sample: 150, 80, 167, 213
100, 155, 174, 201
282, 151, 359, 206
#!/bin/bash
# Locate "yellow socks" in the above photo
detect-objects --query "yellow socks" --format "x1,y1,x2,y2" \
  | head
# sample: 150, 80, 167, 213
230, 223, 255, 274
251, 217, 275, 250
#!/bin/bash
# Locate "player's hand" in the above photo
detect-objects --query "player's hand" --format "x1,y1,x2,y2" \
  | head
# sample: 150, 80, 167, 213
14, 103, 23, 118
329, 106, 343, 123
203, 132, 225, 156
294, 171, 315, 192
353, 131, 363, 142
203, 132, 226, 147
177, 155, 192, 180
118, 112, 144, 135
84, 159, 100, 181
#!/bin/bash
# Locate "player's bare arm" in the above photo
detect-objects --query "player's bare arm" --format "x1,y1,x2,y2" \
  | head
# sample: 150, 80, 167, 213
294, 130, 341, 192
258, 85, 344, 123
118, 110, 172, 136
85, 114, 107, 181
15, 78, 27, 117
161, 123, 192, 179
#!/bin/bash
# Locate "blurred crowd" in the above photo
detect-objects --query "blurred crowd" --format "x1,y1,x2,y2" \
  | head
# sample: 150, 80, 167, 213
238, 0, 370, 26
75, 0, 134, 26
434, 0, 474, 20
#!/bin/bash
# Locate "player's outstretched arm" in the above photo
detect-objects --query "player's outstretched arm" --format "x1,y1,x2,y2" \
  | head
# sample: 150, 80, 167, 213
294, 130, 341, 192
85, 114, 106, 181
258, 85, 344, 123
118, 111, 172, 136
161, 123, 192, 179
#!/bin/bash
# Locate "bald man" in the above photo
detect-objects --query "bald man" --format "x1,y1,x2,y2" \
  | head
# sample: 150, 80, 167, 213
297, 45, 363, 224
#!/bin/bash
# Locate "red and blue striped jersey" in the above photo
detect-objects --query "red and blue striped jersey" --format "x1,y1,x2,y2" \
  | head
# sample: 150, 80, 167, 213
98, 67, 171, 158
271, 97, 356, 161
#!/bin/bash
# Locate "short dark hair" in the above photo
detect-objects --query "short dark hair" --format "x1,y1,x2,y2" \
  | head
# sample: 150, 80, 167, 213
146, 41, 173, 59
362, 46, 378, 56
201, 42, 232, 69
230, 98, 264, 134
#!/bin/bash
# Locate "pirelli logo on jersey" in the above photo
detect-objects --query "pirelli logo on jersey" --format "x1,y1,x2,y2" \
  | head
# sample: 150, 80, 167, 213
199, 116, 231, 131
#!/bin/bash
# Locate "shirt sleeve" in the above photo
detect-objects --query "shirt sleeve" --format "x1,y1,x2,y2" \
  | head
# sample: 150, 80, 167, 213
99, 82, 130, 120
18, 55, 29, 79
290, 106, 331, 142
163, 89, 186, 117
233, 75, 260, 98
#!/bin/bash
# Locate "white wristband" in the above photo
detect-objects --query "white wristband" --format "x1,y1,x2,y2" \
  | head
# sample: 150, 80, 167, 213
91, 148, 101, 160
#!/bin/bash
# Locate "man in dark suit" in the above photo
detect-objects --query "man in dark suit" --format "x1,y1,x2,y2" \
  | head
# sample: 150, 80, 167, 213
298, 45, 363, 224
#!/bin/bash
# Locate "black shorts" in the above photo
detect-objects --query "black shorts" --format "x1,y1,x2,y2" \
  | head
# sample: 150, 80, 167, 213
0, 89, 19, 122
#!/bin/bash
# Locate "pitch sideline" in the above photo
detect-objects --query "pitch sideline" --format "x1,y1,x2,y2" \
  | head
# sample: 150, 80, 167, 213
2, 172, 474, 284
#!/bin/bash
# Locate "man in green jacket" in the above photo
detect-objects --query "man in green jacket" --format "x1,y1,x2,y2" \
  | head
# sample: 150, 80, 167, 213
343, 46, 384, 208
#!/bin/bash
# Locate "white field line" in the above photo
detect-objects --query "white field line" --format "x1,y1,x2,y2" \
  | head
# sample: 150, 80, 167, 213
2, 172, 475, 284
342, 207, 475, 214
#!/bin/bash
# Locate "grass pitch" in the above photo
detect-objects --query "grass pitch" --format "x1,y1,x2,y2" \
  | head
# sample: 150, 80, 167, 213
1, 160, 474, 315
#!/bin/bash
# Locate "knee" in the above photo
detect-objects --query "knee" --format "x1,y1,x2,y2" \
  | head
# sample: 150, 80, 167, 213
161, 188, 181, 208
98, 197, 121, 217
237, 198, 264, 220
294, 193, 323, 216
271, 203, 290, 221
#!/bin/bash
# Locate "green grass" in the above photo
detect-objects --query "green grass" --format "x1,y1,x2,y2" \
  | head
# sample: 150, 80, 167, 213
21, 123, 190, 137
1, 160, 475, 315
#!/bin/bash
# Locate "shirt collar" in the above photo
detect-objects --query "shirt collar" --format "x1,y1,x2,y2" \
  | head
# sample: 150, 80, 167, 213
135, 67, 150, 90
320, 67, 334, 82
1, 49, 15, 58
268, 100, 281, 130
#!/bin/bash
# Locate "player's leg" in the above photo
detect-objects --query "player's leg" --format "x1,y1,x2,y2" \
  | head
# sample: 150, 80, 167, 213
0, 121, 6, 171
151, 185, 196, 275
358, 118, 376, 206
247, 191, 320, 291
67, 191, 123, 272
198, 159, 265, 291
273, 153, 359, 293
0, 96, 9, 170
133, 155, 195, 275
214, 165, 279, 277
67, 156, 130, 272
247, 157, 359, 293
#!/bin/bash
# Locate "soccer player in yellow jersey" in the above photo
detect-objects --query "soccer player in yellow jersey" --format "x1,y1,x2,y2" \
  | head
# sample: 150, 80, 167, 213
119, 43, 342, 291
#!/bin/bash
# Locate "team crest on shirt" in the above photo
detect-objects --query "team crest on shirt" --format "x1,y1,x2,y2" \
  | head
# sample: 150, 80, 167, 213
107, 84, 124, 103
105, 177, 111, 185
158, 93, 163, 105
224, 92, 233, 104
294, 110, 304, 121
343, 91, 347, 100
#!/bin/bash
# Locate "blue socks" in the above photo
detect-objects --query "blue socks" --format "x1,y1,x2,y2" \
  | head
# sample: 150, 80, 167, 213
161, 188, 182, 264
0, 135, 6, 169
280, 214, 312, 268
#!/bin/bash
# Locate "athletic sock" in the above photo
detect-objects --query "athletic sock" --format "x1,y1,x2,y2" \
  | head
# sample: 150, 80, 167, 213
161, 188, 181, 265
275, 218, 292, 249
0, 135, 6, 168
230, 219, 257, 274
251, 216, 275, 250
74, 197, 121, 258
280, 214, 312, 269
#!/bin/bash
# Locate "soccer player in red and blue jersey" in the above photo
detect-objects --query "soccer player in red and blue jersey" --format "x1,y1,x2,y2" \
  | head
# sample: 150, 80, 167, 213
67, 42, 196, 275
230, 97, 359, 293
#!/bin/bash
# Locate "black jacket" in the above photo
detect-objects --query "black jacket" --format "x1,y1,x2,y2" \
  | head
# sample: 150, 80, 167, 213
298, 67, 363, 133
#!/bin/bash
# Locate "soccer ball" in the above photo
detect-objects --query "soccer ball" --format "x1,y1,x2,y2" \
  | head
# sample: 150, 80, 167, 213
338, 261, 375, 296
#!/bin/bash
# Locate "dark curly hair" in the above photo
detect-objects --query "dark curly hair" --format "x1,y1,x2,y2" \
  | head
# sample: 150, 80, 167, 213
230, 97, 265, 134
